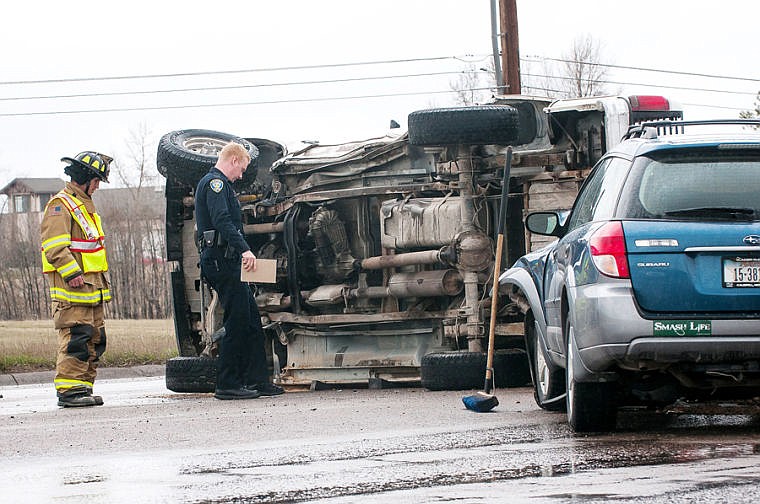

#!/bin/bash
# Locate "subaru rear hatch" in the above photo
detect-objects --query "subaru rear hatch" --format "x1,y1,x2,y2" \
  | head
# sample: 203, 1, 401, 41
625, 221, 760, 313
617, 142, 760, 315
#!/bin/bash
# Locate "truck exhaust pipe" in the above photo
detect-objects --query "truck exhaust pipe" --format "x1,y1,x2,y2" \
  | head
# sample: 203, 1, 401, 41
346, 270, 463, 300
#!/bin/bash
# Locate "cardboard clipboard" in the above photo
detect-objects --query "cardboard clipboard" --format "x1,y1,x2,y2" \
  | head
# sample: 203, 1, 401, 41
240, 258, 277, 283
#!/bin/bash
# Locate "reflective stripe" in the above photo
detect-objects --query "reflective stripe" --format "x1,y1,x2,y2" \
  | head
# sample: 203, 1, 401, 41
55, 192, 100, 240
70, 239, 104, 253
41, 234, 76, 273
50, 287, 111, 304
58, 260, 81, 277
54, 378, 93, 390
42, 234, 72, 251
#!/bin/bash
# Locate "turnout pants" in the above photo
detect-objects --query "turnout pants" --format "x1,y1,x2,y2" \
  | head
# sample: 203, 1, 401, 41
53, 302, 106, 394
201, 251, 268, 391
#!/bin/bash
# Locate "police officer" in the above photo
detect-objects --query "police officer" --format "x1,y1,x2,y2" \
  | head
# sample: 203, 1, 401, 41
195, 142, 284, 400
41, 151, 112, 407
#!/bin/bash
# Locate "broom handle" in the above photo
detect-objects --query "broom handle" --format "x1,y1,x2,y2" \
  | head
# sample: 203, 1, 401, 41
484, 147, 512, 394
484, 235, 503, 393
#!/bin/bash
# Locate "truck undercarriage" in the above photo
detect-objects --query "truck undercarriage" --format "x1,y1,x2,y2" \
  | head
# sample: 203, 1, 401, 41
159, 95, 682, 391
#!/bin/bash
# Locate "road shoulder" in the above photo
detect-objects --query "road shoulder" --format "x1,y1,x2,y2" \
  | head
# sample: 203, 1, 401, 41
0, 364, 165, 386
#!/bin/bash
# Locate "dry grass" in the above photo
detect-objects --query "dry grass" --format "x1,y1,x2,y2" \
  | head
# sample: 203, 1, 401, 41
0, 319, 177, 373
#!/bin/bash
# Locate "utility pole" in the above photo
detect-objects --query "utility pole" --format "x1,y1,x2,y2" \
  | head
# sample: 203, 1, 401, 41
499, 0, 521, 95
490, 0, 504, 94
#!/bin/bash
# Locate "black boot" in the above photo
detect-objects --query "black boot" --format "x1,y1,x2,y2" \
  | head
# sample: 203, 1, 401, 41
251, 382, 284, 396
214, 387, 260, 400
85, 387, 104, 406
57, 392, 97, 408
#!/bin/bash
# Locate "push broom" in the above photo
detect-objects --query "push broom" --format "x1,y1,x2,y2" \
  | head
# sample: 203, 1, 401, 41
463, 146, 512, 413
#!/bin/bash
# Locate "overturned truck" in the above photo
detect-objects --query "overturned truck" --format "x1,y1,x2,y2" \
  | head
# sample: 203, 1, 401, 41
160, 94, 682, 392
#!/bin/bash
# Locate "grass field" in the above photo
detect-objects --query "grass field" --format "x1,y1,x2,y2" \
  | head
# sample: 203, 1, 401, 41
0, 319, 177, 373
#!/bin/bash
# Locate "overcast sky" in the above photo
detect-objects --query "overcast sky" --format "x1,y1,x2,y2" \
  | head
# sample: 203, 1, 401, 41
1, 0, 757, 186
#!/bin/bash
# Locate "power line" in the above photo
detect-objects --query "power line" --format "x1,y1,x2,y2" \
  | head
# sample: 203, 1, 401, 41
0, 70, 475, 102
2, 53, 757, 117
4, 67, 756, 108
522, 55, 760, 84
0, 87, 496, 118
682, 102, 750, 112
5, 51, 754, 92
0, 54, 490, 87
1, 83, 750, 118
521, 72, 758, 97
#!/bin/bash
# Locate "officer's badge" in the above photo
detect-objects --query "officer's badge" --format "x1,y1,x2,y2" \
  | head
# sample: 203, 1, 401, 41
210, 179, 224, 193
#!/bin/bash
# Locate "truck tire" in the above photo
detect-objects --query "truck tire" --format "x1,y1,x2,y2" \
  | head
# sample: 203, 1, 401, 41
408, 105, 520, 146
421, 350, 531, 391
156, 129, 259, 188
421, 352, 484, 391
493, 348, 531, 388
165, 356, 217, 393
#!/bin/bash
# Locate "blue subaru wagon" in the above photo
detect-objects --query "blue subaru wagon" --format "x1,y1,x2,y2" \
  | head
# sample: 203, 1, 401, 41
500, 119, 760, 432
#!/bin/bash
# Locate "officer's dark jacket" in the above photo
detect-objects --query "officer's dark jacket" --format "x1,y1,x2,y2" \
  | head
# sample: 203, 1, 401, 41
195, 167, 250, 257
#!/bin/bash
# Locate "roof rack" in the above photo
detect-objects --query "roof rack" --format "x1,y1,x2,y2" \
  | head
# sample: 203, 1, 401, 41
624, 119, 760, 140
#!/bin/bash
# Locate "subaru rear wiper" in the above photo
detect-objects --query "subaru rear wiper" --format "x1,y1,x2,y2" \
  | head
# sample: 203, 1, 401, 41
663, 207, 756, 220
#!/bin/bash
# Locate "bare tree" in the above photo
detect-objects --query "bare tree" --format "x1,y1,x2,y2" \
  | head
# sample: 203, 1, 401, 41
511, 34, 612, 99
520, 58, 564, 98
557, 34, 609, 98
0, 209, 50, 319
449, 63, 494, 106
112, 122, 162, 189
98, 125, 169, 320
740, 92, 760, 128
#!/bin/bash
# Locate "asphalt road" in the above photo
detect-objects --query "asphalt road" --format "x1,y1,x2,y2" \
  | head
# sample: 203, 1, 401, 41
2, 370, 760, 503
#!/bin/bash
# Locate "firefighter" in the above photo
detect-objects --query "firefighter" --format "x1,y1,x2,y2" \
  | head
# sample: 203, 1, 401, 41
41, 151, 112, 407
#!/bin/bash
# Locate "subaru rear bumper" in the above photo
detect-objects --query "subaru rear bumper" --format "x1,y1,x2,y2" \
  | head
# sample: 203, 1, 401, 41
570, 281, 760, 378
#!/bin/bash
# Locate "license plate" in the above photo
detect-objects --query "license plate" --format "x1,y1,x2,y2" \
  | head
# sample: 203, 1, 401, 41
723, 257, 760, 288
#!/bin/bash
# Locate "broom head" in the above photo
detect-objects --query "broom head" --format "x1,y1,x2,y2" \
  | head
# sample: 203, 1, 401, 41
462, 391, 499, 412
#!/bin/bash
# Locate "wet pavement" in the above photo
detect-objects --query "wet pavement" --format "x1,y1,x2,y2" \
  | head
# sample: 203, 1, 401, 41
2, 374, 760, 503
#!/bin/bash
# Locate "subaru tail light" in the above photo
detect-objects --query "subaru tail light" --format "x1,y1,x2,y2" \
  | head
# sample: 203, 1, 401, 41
589, 221, 630, 278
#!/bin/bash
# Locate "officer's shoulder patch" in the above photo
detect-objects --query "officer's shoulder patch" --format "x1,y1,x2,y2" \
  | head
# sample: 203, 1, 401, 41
48, 205, 63, 216
209, 178, 224, 193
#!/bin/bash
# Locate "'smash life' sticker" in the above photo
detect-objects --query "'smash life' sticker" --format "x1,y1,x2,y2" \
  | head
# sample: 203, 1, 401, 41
653, 320, 712, 336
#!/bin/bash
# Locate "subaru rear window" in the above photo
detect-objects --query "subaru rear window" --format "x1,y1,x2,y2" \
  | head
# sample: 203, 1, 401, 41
617, 149, 760, 220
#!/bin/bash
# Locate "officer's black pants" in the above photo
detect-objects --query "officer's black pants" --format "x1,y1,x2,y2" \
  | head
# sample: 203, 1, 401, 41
200, 251, 268, 391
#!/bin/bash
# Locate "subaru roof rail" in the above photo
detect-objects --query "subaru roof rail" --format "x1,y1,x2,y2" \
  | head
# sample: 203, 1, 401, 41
624, 118, 760, 140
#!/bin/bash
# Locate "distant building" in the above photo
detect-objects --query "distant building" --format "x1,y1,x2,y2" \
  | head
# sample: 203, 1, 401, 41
0, 178, 65, 215
0, 177, 165, 251
0, 178, 65, 241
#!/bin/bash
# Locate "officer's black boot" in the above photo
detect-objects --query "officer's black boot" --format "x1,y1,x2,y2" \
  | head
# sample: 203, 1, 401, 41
251, 382, 284, 396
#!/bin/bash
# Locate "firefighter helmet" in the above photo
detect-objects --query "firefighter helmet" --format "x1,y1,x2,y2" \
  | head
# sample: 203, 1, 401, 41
60, 151, 112, 183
